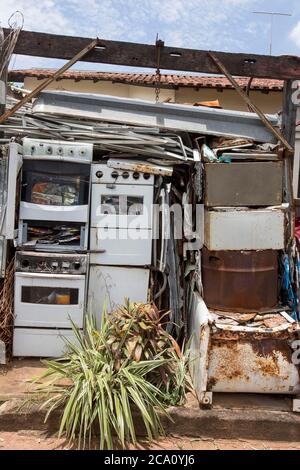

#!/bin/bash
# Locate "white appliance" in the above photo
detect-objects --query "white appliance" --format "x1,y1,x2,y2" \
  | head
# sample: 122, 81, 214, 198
204, 207, 285, 251
88, 265, 150, 325
17, 139, 93, 251
13, 328, 79, 358
13, 251, 88, 357
90, 163, 154, 265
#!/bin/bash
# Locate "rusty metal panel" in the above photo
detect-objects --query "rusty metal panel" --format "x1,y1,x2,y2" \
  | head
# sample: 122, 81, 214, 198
207, 336, 300, 394
204, 162, 283, 207
202, 248, 278, 311
204, 207, 285, 251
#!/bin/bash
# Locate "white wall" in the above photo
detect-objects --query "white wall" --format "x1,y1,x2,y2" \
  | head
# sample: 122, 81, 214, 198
24, 77, 282, 114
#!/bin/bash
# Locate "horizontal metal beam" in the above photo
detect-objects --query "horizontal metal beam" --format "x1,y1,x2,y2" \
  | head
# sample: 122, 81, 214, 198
4, 28, 300, 80
32, 91, 278, 143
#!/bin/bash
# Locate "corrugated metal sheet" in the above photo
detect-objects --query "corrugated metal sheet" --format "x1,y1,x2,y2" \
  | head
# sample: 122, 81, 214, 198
204, 162, 283, 207
204, 207, 285, 251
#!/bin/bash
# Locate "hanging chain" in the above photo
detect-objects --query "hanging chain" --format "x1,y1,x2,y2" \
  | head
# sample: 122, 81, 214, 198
155, 38, 164, 103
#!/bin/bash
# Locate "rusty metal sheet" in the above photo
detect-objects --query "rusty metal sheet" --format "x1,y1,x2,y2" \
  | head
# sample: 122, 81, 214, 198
204, 162, 283, 207
207, 336, 300, 394
202, 247, 278, 311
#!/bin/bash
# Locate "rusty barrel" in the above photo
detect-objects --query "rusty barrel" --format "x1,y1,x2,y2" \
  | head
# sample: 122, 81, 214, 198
202, 247, 278, 311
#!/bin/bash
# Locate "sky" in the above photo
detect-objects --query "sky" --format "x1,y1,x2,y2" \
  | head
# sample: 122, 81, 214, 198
1, 0, 300, 73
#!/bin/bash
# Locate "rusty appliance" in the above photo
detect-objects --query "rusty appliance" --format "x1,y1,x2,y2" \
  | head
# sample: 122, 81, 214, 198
202, 247, 279, 311
189, 292, 300, 408
204, 161, 283, 207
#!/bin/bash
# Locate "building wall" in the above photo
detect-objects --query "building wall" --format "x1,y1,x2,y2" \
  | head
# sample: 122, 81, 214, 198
24, 77, 283, 114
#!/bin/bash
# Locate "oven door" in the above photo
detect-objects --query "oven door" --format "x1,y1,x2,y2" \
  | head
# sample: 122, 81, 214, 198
20, 159, 90, 223
14, 272, 86, 328
91, 184, 153, 229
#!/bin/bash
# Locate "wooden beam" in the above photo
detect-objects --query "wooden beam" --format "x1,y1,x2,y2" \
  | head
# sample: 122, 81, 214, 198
0, 38, 98, 124
208, 52, 294, 153
4, 28, 300, 80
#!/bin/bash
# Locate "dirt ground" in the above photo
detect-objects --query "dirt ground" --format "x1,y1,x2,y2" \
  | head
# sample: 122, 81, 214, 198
1, 431, 300, 450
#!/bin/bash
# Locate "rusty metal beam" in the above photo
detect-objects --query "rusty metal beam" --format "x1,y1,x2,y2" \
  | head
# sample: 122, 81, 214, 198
0, 38, 98, 124
208, 52, 294, 153
4, 28, 300, 80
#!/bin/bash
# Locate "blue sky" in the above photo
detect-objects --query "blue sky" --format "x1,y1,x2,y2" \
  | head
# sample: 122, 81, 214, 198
1, 0, 300, 72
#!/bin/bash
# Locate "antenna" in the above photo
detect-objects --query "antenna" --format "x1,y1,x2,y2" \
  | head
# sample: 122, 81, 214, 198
252, 11, 292, 55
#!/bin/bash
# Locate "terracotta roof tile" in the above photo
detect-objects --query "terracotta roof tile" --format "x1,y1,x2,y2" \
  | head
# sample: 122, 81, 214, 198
8, 69, 284, 91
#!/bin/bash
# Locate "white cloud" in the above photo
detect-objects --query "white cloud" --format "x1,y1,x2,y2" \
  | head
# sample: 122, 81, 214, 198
290, 21, 300, 49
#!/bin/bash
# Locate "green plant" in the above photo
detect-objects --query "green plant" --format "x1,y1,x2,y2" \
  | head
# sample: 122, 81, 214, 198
106, 301, 193, 406
32, 315, 171, 450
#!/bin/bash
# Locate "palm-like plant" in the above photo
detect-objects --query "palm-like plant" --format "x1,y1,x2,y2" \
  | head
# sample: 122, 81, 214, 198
31, 303, 192, 449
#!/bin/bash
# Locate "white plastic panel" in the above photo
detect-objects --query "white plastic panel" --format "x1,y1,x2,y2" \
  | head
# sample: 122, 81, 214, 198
88, 265, 149, 327
204, 208, 285, 250
13, 328, 79, 358
19, 202, 89, 223
14, 272, 86, 328
91, 183, 153, 229
90, 227, 152, 266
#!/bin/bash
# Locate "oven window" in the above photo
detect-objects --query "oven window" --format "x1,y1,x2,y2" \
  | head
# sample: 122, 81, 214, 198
101, 195, 144, 215
22, 161, 90, 206
21, 286, 79, 305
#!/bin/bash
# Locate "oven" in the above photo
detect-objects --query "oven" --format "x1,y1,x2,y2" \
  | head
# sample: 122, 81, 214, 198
13, 251, 88, 357
90, 163, 154, 265
17, 139, 93, 251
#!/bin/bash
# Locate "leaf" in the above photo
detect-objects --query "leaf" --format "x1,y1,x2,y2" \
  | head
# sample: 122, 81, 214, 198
134, 344, 143, 362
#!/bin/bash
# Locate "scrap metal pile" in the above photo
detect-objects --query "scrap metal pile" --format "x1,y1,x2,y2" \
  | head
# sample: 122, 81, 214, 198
0, 89, 299, 380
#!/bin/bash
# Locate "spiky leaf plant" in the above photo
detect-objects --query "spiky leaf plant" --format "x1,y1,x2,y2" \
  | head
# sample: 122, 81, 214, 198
31, 315, 171, 450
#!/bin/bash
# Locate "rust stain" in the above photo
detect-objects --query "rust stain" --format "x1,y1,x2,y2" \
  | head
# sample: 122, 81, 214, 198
255, 356, 280, 376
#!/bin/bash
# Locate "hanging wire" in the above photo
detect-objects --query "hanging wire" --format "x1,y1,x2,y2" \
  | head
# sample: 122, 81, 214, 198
0, 11, 24, 78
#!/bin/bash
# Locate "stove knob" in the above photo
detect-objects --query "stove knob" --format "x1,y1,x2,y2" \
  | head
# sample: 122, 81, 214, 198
96, 170, 103, 178
143, 173, 151, 180
73, 262, 81, 270
46, 146, 53, 155
111, 171, 119, 179
21, 259, 29, 268
133, 172, 140, 180
122, 171, 129, 179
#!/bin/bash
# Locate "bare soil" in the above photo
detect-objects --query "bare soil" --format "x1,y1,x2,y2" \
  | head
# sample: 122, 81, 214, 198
0, 431, 300, 451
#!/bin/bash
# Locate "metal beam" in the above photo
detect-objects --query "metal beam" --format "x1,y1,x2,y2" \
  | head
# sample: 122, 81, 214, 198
4, 28, 300, 80
32, 90, 279, 143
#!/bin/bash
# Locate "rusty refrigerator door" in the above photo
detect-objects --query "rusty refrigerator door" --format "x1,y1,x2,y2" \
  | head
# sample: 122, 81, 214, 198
204, 162, 283, 207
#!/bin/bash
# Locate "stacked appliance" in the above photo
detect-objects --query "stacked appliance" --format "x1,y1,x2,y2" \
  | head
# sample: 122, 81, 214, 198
12, 138, 93, 357
88, 162, 154, 326
202, 160, 284, 311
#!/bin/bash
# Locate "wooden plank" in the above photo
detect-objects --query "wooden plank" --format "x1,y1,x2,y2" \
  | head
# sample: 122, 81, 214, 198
208, 52, 293, 153
0, 39, 98, 123
4, 28, 300, 80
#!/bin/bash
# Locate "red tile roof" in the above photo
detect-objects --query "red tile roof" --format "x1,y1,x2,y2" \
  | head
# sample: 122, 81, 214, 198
8, 69, 284, 91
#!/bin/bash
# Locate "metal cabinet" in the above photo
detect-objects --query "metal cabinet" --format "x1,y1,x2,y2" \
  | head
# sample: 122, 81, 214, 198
204, 162, 283, 207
